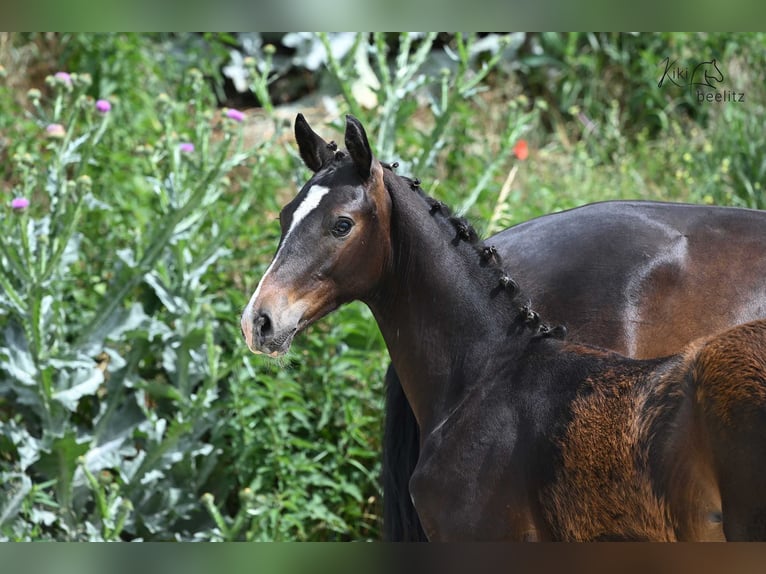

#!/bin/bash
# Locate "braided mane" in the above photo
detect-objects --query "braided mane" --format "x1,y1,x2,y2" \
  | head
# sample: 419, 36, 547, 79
380, 161, 567, 340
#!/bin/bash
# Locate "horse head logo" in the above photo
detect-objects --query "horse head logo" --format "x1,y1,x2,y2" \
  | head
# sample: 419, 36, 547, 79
691, 59, 724, 93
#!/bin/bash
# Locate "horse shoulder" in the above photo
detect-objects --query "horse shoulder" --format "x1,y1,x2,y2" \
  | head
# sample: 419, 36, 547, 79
409, 385, 548, 541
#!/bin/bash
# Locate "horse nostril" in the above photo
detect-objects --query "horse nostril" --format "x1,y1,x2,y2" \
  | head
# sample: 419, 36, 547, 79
254, 311, 273, 341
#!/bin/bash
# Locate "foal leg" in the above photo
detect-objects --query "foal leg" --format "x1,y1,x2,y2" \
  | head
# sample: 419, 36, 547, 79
694, 321, 766, 541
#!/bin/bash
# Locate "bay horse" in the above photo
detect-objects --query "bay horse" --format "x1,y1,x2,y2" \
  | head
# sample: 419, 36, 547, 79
384, 197, 766, 541
241, 114, 766, 541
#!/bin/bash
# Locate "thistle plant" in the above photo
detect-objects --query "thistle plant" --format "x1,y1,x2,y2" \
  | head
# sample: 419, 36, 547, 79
0, 66, 257, 540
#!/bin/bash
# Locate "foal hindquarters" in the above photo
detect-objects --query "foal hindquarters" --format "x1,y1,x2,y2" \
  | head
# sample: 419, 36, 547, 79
693, 321, 766, 541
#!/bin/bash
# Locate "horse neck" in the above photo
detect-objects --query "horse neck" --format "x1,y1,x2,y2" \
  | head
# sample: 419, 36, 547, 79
364, 180, 532, 432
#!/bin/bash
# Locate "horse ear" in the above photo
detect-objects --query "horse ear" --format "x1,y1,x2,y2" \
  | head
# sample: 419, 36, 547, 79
294, 113, 334, 172
344, 114, 373, 180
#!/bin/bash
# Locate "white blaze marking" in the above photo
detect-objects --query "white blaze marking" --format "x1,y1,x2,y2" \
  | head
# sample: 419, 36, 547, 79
287, 185, 331, 238
242, 185, 331, 323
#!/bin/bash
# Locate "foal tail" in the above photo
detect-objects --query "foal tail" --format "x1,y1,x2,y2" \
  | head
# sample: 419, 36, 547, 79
382, 364, 428, 541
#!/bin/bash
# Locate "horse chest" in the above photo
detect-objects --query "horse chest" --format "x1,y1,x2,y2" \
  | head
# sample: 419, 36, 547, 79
409, 397, 549, 541
408, 370, 688, 541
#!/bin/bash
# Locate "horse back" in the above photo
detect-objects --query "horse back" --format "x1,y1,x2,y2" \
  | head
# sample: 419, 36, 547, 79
496, 201, 766, 358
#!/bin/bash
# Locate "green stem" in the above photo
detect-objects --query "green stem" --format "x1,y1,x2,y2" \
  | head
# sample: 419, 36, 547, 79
318, 32, 364, 120
111, 499, 132, 540
201, 493, 229, 539
127, 417, 191, 490
377, 33, 437, 160
74, 137, 233, 347
80, 458, 109, 526
372, 33, 391, 90
250, 51, 275, 114
0, 229, 33, 284
0, 271, 25, 314
17, 215, 35, 284
39, 192, 85, 284
56, 441, 76, 535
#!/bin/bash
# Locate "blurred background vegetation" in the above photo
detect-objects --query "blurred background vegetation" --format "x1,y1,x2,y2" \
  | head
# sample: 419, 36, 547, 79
0, 32, 764, 541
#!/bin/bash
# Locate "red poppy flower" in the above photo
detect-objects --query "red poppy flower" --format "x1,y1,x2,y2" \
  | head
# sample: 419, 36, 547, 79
513, 139, 529, 161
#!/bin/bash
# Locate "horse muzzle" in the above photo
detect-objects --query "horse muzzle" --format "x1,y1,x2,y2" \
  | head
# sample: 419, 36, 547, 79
241, 304, 302, 356
241, 267, 333, 356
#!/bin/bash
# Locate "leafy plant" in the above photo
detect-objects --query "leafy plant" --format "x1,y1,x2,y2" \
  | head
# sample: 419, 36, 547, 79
0, 57, 257, 540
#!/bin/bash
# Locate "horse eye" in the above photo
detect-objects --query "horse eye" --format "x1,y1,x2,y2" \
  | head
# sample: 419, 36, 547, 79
331, 217, 354, 238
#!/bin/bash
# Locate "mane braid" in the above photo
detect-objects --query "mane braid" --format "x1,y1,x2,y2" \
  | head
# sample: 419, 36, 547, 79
385, 165, 567, 340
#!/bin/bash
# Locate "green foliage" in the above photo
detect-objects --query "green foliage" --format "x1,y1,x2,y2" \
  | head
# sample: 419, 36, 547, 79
0, 45, 260, 540
206, 305, 387, 541
515, 33, 765, 166
0, 32, 764, 541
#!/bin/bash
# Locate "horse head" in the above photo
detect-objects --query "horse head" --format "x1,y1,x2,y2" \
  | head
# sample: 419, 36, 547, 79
241, 115, 391, 356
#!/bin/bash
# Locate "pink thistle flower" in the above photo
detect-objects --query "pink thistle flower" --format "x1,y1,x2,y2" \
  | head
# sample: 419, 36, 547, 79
54, 72, 72, 86
95, 99, 112, 113
11, 197, 30, 210
45, 123, 66, 139
224, 108, 245, 122
179, 142, 195, 153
